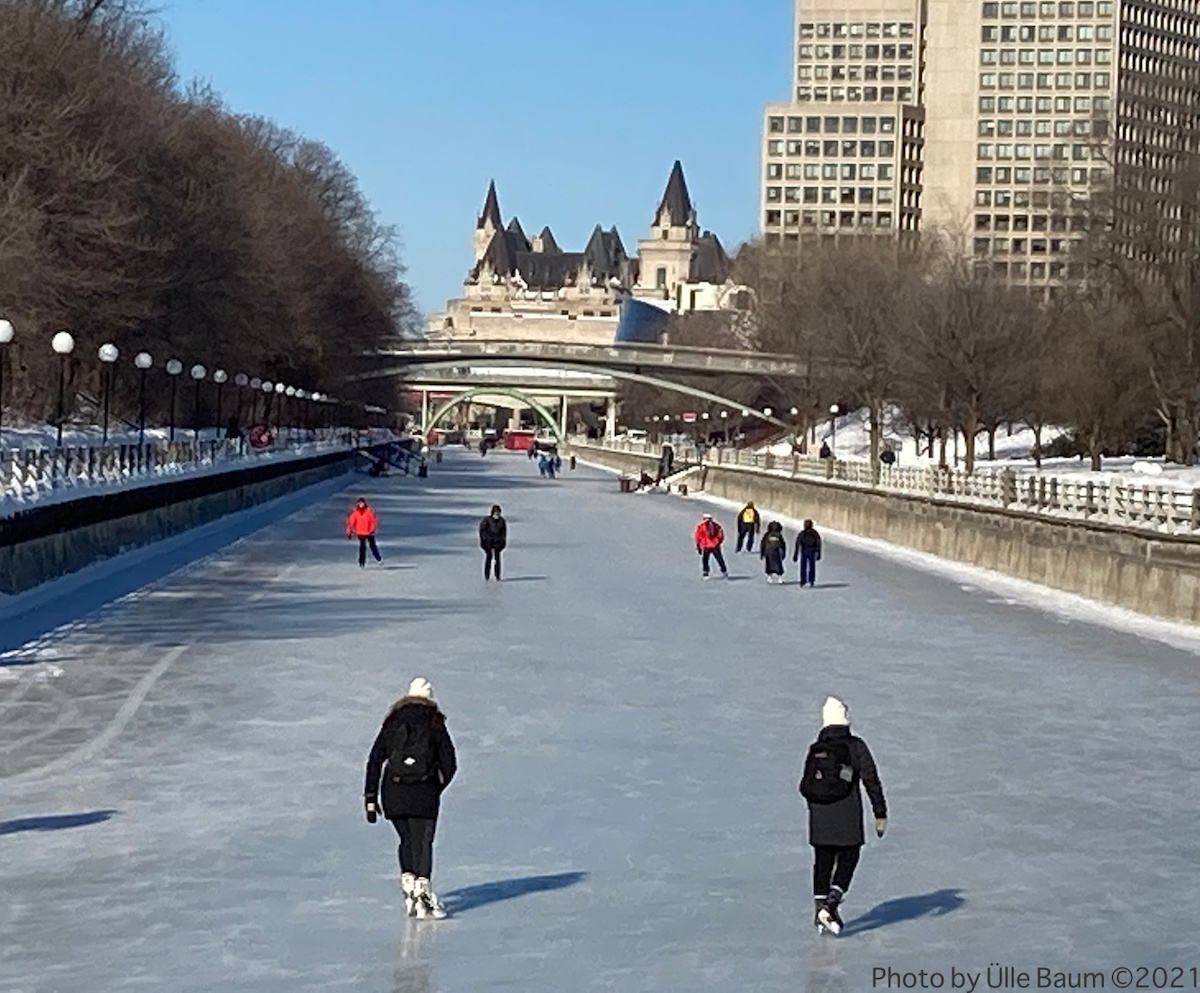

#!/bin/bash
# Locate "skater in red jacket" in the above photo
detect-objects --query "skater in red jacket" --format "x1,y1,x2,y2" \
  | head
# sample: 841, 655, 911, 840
346, 498, 383, 568
693, 513, 729, 579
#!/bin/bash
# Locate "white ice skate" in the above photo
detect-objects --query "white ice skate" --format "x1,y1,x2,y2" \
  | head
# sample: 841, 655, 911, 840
414, 877, 447, 920
817, 898, 843, 935
401, 872, 418, 918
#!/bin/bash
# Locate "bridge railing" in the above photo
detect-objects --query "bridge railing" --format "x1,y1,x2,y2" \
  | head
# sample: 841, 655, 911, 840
582, 439, 1200, 537
1, 430, 361, 518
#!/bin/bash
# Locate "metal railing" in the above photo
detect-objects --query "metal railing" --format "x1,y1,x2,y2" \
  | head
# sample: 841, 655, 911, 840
581, 439, 1200, 537
1, 430, 361, 517
377, 339, 810, 378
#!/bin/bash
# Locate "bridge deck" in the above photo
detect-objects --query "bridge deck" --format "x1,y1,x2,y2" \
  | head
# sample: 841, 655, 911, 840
372, 339, 810, 378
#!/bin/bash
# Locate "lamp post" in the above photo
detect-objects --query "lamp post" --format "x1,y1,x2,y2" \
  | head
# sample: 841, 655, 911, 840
98, 343, 119, 444
52, 331, 75, 447
134, 352, 152, 446
213, 370, 227, 437
285, 385, 296, 441
0, 319, 14, 448
274, 381, 285, 438
165, 359, 183, 441
249, 377, 262, 422
829, 403, 840, 453
233, 373, 248, 433
261, 381, 274, 423
720, 408, 729, 444
189, 365, 207, 442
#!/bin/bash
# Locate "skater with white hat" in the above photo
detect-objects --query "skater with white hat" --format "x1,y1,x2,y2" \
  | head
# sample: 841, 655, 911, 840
364, 677, 458, 919
798, 695, 887, 935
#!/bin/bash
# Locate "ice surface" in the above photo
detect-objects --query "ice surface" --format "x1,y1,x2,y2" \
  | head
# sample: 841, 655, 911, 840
1, 454, 1197, 992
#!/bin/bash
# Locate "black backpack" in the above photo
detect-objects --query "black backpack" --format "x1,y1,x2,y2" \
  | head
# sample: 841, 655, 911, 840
799, 737, 856, 804
388, 717, 436, 785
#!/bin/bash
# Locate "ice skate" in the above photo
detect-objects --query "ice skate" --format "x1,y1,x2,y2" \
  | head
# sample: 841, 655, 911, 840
415, 877, 447, 920
401, 872, 418, 918
818, 889, 844, 934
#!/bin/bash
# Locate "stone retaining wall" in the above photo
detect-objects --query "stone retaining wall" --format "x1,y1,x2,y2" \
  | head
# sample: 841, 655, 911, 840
0, 450, 357, 594
576, 445, 1200, 624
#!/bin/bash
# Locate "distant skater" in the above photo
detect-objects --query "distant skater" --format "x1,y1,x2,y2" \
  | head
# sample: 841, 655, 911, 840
346, 497, 383, 568
693, 513, 728, 579
799, 696, 887, 935
479, 504, 507, 581
759, 521, 788, 584
736, 502, 761, 553
364, 677, 458, 919
794, 519, 822, 587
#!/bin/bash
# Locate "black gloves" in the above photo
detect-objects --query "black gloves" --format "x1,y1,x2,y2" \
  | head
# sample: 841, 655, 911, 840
364, 797, 379, 824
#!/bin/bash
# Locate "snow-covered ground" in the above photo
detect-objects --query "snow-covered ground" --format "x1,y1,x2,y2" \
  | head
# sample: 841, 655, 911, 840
765, 408, 1200, 491
0, 453, 1196, 991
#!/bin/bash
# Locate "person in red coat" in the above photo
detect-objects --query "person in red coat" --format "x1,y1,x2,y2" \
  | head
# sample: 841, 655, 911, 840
346, 498, 383, 568
693, 513, 729, 579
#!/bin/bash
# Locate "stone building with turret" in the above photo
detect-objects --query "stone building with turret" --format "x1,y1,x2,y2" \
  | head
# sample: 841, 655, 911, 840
429, 162, 735, 345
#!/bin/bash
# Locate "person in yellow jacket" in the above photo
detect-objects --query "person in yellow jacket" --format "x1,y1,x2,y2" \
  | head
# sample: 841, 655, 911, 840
736, 501, 761, 553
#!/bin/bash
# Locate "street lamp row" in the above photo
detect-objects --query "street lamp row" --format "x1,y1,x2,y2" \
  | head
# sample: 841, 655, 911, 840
0, 320, 337, 449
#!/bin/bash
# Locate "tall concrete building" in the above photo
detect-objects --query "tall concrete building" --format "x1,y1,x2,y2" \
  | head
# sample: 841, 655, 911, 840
761, 0, 928, 245
762, 0, 1199, 286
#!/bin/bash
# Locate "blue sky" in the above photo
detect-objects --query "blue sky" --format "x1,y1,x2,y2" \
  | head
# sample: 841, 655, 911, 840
159, 0, 790, 317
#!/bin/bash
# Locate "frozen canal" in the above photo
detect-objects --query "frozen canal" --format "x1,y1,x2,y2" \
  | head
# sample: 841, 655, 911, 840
1, 453, 1197, 992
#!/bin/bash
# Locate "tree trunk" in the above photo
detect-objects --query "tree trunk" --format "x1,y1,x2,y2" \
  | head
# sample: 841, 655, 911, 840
1033, 423, 1043, 469
1178, 408, 1200, 466
1089, 421, 1103, 472
868, 397, 882, 482
963, 413, 978, 474
987, 425, 997, 461
938, 427, 948, 469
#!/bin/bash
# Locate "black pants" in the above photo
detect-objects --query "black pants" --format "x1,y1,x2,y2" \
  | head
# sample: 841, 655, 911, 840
799, 549, 818, 586
813, 844, 861, 900
701, 547, 727, 576
358, 535, 382, 566
484, 547, 502, 579
736, 525, 755, 552
391, 816, 437, 878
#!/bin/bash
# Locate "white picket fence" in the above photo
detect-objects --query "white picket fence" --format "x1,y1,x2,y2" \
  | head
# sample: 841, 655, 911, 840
0, 431, 360, 518
585, 439, 1200, 537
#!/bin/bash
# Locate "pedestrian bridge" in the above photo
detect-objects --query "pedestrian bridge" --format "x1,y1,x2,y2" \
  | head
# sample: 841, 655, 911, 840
365, 339, 810, 380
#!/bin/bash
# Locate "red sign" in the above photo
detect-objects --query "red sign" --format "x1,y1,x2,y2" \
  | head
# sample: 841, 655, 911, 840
681, 412, 698, 423
247, 423, 274, 449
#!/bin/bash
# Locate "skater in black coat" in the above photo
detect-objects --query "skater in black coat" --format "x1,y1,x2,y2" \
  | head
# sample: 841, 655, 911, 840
799, 695, 887, 934
794, 520, 823, 587
479, 505, 507, 580
759, 521, 788, 583
364, 678, 458, 919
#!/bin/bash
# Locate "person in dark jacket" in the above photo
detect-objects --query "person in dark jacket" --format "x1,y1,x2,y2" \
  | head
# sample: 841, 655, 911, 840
364, 677, 458, 919
759, 521, 788, 583
736, 502, 761, 553
794, 519, 823, 587
799, 696, 887, 934
479, 505, 507, 580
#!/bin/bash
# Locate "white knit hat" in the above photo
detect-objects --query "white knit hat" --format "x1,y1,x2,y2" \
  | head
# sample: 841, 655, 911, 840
407, 677, 434, 700
822, 695, 849, 728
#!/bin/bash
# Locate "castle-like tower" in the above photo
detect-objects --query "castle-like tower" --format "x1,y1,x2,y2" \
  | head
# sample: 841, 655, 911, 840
428, 163, 733, 342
